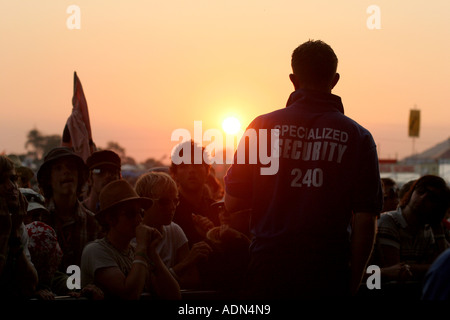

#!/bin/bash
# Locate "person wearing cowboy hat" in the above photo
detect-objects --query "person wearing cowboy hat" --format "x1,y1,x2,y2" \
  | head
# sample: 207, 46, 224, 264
81, 179, 181, 300
36, 147, 101, 295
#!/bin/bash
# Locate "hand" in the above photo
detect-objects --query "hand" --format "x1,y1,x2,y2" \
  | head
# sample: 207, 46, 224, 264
135, 224, 162, 251
80, 284, 104, 300
192, 214, 214, 238
34, 289, 55, 300
382, 263, 413, 282
186, 241, 213, 264
398, 263, 413, 282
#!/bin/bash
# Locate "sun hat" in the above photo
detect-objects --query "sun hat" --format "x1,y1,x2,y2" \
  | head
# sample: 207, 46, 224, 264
86, 150, 121, 171
36, 147, 87, 186
95, 179, 153, 223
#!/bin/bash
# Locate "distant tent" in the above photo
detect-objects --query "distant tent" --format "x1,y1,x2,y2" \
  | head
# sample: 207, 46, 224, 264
402, 137, 450, 164
61, 72, 96, 161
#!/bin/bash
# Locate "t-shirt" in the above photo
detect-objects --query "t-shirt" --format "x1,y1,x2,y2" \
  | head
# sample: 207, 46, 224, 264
375, 208, 437, 264
156, 222, 188, 268
129, 223, 188, 269
224, 89, 383, 263
81, 238, 133, 290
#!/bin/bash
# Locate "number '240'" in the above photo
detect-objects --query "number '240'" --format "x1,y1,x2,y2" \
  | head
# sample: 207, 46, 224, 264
290, 168, 323, 187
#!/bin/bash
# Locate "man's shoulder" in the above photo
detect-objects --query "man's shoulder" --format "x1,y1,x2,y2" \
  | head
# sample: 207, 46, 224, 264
378, 209, 404, 228
166, 221, 184, 232
249, 101, 368, 129
83, 238, 105, 252
246, 109, 284, 129
164, 222, 188, 242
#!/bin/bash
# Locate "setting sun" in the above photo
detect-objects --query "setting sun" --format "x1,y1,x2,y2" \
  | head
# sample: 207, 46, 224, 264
222, 116, 241, 135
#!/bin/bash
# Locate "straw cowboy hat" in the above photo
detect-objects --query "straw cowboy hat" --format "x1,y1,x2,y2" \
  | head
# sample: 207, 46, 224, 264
95, 179, 153, 223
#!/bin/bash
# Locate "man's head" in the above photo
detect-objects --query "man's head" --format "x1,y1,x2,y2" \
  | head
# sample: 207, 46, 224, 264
400, 175, 450, 226
290, 40, 339, 92
37, 147, 87, 200
170, 140, 211, 194
135, 172, 179, 226
95, 179, 153, 235
0, 155, 20, 211
85, 150, 122, 197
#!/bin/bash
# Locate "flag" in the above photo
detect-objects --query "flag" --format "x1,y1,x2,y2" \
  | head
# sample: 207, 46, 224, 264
408, 109, 420, 138
62, 72, 96, 162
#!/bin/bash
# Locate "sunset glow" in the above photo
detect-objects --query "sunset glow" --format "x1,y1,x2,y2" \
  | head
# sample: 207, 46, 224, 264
1, 1, 450, 163
222, 117, 241, 135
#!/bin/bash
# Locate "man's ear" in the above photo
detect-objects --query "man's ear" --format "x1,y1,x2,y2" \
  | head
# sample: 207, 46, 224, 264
289, 73, 299, 90
330, 73, 340, 90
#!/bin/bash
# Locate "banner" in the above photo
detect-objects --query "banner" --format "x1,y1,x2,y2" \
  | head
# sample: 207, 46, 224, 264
62, 72, 96, 161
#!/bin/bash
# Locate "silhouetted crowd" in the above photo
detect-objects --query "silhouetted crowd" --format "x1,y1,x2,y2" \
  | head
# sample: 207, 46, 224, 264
1, 144, 449, 301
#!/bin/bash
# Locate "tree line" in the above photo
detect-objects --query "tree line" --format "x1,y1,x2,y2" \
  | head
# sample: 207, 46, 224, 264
20, 128, 166, 169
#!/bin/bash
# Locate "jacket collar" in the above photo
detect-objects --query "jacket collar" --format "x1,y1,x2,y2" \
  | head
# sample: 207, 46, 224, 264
286, 89, 345, 114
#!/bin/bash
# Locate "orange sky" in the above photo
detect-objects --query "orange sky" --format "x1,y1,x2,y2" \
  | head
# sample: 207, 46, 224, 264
1, 0, 449, 164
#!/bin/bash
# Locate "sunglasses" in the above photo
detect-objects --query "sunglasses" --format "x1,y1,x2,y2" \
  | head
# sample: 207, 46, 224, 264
119, 208, 145, 220
92, 168, 120, 176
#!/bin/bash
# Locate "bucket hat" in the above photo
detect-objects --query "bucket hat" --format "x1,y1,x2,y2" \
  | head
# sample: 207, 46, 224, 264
37, 147, 87, 186
96, 179, 153, 223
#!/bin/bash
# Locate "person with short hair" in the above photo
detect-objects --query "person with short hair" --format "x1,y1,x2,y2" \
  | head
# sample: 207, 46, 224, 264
81, 179, 181, 299
224, 40, 383, 298
135, 171, 213, 289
